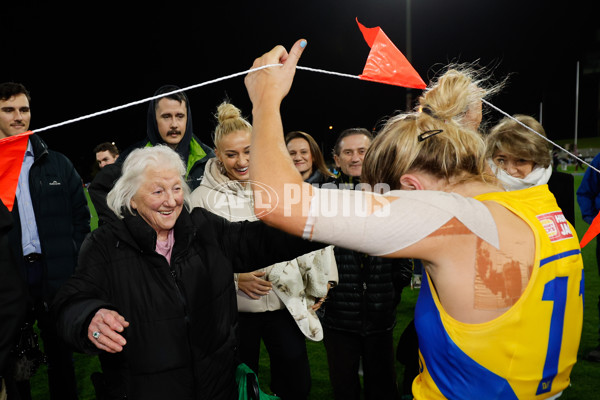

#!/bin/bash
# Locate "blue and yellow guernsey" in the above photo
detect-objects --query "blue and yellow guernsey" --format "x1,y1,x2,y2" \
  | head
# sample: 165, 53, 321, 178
412, 185, 583, 400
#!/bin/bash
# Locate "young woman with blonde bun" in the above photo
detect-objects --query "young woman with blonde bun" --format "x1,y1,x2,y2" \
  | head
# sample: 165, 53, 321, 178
190, 101, 337, 400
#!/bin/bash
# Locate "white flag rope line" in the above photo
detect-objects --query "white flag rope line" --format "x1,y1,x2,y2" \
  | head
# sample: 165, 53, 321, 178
31, 64, 357, 135
32, 64, 281, 134
31, 63, 597, 174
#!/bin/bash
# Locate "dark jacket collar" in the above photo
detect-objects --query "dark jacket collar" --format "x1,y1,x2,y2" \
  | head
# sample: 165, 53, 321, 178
28, 133, 48, 162
334, 171, 361, 189
114, 207, 195, 257
305, 169, 334, 185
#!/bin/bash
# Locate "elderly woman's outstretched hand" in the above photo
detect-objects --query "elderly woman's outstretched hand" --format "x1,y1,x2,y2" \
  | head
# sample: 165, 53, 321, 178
88, 308, 130, 353
244, 39, 307, 110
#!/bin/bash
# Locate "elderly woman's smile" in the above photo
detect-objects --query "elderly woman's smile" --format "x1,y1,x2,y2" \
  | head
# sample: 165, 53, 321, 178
130, 166, 184, 240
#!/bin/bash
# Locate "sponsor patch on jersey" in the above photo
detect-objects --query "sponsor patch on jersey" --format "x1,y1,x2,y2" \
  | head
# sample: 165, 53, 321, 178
537, 211, 573, 242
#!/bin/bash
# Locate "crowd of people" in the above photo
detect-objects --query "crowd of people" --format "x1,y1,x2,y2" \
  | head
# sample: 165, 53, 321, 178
0, 38, 595, 400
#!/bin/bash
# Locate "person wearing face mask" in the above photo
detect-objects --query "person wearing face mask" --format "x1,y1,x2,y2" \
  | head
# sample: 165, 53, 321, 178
485, 114, 575, 227
190, 102, 337, 400
88, 85, 215, 226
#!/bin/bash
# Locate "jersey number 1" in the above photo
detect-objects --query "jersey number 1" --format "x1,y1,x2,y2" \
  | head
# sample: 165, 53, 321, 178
536, 270, 583, 395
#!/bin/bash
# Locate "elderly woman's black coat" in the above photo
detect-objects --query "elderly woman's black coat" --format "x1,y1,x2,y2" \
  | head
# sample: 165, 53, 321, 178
52, 207, 322, 400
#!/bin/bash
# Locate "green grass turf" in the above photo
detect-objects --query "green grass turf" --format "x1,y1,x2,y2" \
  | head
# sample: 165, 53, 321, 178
28, 176, 600, 399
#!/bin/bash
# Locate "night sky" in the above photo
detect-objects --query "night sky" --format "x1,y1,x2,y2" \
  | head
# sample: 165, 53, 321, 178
4, 0, 596, 182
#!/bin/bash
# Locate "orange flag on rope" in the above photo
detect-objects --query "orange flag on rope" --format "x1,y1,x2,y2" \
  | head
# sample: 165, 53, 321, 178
0, 130, 33, 211
580, 212, 600, 248
356, 18, 426, 89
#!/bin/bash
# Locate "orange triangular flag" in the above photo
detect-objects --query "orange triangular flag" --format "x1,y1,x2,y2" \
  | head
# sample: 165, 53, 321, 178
0, 130, 33, 211
580, 211, 600, 248
356, 18, 426, 89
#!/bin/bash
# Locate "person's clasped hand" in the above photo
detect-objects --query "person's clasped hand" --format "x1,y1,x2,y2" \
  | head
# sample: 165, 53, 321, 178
88, 308, 130, 353
238, 271, 273, 299
244, 39, 307, 109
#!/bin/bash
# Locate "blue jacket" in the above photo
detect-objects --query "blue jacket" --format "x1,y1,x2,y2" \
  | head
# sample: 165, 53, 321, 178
577, 152, 600, 224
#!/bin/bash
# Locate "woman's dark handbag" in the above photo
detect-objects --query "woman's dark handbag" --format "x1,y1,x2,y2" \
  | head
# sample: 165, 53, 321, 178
10, 322, 47, 381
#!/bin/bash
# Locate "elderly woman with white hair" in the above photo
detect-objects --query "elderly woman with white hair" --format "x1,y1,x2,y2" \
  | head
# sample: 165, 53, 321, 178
51, 145, 324, 400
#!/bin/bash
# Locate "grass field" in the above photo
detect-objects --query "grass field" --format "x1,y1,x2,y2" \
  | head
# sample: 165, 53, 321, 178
29, 173, 600, 399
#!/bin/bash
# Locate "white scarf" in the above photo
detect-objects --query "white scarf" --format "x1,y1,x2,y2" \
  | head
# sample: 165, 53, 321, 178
487, 158, 553, 191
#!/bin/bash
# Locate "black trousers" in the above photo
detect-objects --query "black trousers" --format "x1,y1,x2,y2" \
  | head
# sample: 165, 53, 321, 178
323, 327, 399, 400
16, 258, 78, 400
396, 319, 420, 397
238, 309, 310, 400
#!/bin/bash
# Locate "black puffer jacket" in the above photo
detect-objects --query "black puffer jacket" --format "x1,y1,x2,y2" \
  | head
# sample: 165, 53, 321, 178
320, 249, 412, 335
52, 207, 322, 400
319, 173, 412, 335
305, 169, 335, 185
8, 134, 90, 302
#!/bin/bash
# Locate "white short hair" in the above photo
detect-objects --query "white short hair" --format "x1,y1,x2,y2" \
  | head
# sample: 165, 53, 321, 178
107, 145, 191, 218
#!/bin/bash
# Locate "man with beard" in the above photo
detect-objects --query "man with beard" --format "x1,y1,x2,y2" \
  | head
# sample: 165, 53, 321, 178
89, 85, 215, 225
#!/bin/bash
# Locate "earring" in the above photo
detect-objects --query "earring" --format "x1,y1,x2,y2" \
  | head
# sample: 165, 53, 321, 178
216, 159, 227, 175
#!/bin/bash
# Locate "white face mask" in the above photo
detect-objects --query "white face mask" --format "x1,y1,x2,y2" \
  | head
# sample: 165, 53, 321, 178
487, 158, 553, 191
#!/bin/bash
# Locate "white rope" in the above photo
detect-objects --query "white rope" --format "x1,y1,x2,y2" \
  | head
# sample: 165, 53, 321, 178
481, 99, 600, 174
32, 64, 362, 135
29, 63, 597, 175
32, 64, 282, 134
296, 65, 360, 80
